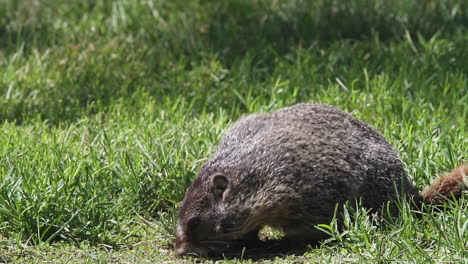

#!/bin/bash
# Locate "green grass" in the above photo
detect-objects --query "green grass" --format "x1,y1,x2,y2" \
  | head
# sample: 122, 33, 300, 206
0, 0, 467, 263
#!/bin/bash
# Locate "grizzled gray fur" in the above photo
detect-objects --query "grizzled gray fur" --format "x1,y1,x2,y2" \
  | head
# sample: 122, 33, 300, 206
175, 103, 462, 256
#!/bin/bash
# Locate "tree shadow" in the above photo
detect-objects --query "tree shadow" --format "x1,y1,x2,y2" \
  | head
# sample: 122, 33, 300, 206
198, 0, 467, 62
1, 0, 466, 124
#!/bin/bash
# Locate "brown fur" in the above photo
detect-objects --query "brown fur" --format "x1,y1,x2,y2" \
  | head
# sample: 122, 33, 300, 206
420, 164, 467, 204
175, 103, 466, 256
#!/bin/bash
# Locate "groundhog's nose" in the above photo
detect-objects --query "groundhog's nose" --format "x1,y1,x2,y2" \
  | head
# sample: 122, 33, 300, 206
175, 229, 199, 256
175, 232, 190, 256
175, 242, 209, 257
175, 243, 189, 256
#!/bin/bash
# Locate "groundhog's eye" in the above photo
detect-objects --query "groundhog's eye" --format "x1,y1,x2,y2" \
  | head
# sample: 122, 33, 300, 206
186, 216, 200, 230
211, 174, 229, 199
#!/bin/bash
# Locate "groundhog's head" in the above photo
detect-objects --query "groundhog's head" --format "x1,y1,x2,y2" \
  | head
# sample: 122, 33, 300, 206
175, 168, 249, 256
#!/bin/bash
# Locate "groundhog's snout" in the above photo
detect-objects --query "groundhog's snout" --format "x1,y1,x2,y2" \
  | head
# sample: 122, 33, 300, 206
175, 236, 209, 257
174, 241, 191, 256
175, 216, 206, 256
175, 223, 190, 256
174, 230, 187, 256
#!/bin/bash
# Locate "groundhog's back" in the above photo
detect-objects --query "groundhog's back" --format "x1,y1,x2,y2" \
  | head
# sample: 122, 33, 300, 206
210, 103, 418, 214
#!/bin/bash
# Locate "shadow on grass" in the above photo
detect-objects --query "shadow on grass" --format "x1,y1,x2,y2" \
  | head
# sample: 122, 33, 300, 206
1, 0, 466, 54
1, 0, 466, 124
224, 239, 318, 261
195, 0, 467, 61
175, 239, 321, 261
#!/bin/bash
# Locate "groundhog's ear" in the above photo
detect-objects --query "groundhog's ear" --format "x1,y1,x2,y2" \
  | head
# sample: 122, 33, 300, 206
211, 174, 229, 200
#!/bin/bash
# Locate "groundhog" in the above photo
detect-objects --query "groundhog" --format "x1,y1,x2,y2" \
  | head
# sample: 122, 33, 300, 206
175, 103, 466, 256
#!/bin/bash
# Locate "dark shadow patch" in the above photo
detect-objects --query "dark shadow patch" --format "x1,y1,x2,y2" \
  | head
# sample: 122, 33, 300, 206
176, 238, 320, 261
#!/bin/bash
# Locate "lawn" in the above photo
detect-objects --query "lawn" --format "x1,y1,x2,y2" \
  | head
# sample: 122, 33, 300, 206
0, 0, 467, 263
